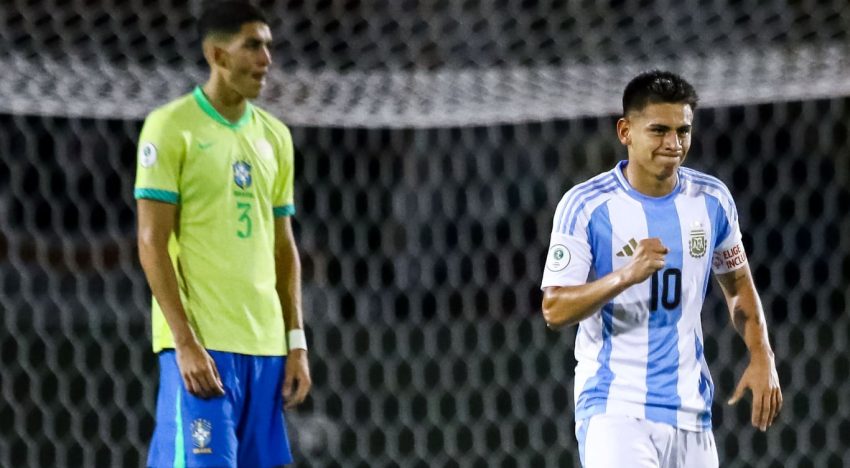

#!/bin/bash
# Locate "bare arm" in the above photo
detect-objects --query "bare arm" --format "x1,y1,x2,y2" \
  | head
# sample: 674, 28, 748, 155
543, 271, 633, 328
137, 199, 224, 398
716, 265, 782, 431
137, 200, 193, 343
275, 216, 303, 332
542, 238, 668, 328
274, 216, 311, 408
716, 265, 774, 357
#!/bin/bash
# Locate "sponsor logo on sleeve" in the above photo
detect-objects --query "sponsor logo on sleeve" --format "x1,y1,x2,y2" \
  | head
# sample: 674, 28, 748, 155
546, 244, 571, 272
139, 142, 157, 167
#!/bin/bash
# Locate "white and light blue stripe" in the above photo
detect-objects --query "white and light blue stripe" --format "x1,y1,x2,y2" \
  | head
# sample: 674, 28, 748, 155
643, 196, 684, 427
575, 203, 616, 416
554, 172, 619, 235
564, 161, 736, 431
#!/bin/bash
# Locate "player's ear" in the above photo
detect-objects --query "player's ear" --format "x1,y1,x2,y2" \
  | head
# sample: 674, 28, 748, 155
202, 39, 215, 67
616, 117, 631, 145
202, 38, 228, 69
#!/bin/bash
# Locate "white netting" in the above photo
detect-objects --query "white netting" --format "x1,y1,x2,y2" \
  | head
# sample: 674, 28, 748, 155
0, 1, 848, 126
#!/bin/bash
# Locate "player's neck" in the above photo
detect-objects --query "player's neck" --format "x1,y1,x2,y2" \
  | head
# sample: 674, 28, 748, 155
624, 161, 678, 197
202, 80, 247, 124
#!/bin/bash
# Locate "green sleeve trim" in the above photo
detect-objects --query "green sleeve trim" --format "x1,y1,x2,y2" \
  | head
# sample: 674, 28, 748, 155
134, 188, 180, 204
273, 205, 296, 217
193, 86, 253, 129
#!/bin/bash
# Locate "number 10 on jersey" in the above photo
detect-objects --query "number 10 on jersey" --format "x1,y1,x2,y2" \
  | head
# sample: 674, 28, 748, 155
649, 268, 681, 311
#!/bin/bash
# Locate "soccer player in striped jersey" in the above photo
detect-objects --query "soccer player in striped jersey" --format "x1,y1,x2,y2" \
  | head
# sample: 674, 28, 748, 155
135, 2, 310, 466
541, 70, 781, 467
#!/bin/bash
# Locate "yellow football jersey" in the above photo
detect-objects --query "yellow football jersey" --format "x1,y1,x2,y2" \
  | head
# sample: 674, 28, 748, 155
135, 87, 295, 356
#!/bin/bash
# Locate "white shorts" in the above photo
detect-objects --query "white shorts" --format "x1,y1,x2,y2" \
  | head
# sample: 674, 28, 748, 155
576, 414, 719, 468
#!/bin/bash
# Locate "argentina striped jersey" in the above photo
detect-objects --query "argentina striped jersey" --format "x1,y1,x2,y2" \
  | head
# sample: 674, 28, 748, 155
541, 160, 748, 431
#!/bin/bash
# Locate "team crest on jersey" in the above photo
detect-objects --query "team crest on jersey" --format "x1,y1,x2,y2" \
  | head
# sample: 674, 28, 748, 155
689, 221, 707, 258
190, 418, 213, 454
546, 244, 571, 271
233, 161, 252, 189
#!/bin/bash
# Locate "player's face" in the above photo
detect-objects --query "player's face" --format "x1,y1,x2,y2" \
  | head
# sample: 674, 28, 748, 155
617, 102, 693, 183
218, 22, 273, 99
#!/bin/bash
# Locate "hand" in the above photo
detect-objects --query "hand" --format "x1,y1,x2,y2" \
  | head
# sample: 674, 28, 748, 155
175, 339, 225, 399
283, 349, 312, 410
623, 238, 668, 285
728, 352, 782, 431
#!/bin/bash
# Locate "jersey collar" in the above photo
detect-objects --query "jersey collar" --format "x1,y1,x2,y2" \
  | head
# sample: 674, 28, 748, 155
193, 86, 253, 129
614, 160, 683, 203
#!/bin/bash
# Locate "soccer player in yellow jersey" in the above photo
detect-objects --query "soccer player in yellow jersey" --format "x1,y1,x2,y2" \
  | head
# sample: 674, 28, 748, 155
135, 2, 310, 466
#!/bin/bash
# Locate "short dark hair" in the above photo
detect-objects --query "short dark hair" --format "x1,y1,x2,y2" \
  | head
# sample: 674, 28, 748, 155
198, 1, 268, 39
622, 70, 698, 116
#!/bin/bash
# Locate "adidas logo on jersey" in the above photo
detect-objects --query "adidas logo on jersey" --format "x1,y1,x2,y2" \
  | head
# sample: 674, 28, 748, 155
615, 238, 639, 257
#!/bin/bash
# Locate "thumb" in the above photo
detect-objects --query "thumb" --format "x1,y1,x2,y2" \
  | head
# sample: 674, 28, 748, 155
282, 373, 294, 400
210, 359, 223, 387
728, 378, 747, 405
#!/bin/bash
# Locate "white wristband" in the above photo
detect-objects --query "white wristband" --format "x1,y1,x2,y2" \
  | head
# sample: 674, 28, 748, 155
287, 329, 308, 351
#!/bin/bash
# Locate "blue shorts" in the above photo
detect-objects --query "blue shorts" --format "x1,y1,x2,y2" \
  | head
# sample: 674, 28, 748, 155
147, 350, 293, 468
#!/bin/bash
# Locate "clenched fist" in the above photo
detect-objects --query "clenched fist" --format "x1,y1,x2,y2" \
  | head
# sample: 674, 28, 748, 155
623, 238, 668, 285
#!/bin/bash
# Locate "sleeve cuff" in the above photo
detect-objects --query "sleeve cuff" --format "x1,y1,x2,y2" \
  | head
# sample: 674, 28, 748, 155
134, 188, 179, 204
273, 204, 296, 217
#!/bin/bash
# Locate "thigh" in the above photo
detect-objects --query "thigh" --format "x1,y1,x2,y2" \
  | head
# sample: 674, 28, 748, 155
236, 355, 293, 468
148, 350, 239, 468
674, 429, 718, 468
582, 414, 661, 468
